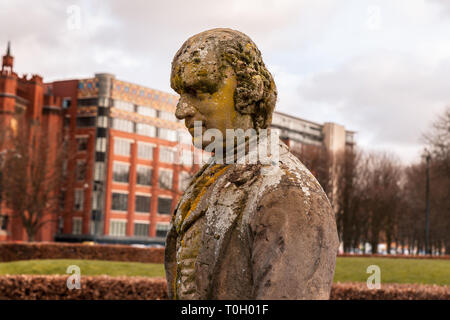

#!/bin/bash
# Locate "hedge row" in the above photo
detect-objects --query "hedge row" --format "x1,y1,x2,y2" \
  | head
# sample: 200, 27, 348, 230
0, 275, 448, 300
1, 242, 448, 264
338, 253, 450, 260
0, 242, 164, 263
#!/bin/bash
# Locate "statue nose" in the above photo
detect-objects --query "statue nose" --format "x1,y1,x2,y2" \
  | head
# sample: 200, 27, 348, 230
175, 99, 197, 119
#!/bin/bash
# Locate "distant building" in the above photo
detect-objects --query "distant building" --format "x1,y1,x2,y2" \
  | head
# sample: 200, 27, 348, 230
0, 44, 355, 244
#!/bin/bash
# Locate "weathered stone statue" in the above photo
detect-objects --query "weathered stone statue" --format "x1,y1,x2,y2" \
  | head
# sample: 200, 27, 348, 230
165, 28, 339, 299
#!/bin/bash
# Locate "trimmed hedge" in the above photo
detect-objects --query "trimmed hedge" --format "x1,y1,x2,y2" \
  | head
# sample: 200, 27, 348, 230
338, 253, 450, 260
1, 242, 448, 264
0, 242, 164, 263
0, 275, 448, 300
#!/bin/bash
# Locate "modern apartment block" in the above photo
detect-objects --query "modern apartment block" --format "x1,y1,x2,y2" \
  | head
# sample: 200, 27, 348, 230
0, 43, 355, 244
48, 73, 200, 244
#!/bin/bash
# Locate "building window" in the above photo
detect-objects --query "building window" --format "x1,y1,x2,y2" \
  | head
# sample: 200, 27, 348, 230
159, 110, 177, 122
178, 130, 192, 145
96, 137, 107, 152
113, 100, 134, 112
137, 105, 157, 117
158, 128, 177, 142
112, 118, 134, 133
136, 123, 156, 137
158, 169, 173, 190
76, 161, 87, 181
159, 146, 175, 163
137, 143, 153, 160
156, 223, 170, 237
74, 189, 84, 211
62, 98, 71, 109
113, 162, 129, 183
97, 116, 108, 128
136, 166, 152, 186
77, 137, 88, 152
157, 197, 172, 215
134, 222, 149, 237
135, 195, 151, 213
72, 217, 83, 235
76, 117, 96, 127
114, 138, 131, 156
111, 192, 128, 211
180, 149, 193, 166
94, 162, 105, 181
109, 220, 127, 236
179, 171, 192, 192
77, 98, 98, 106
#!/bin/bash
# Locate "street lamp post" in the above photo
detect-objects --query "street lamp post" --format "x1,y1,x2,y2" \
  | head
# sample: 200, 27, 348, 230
425, 151, 431, 255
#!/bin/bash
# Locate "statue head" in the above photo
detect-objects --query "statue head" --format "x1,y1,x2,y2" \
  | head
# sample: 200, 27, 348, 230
171, 28, 277, 149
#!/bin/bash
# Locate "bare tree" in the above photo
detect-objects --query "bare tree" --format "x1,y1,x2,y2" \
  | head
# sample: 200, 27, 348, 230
1, 116, 67, 241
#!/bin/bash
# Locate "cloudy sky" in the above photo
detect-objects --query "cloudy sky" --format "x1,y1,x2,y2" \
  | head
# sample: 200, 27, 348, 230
1, 0, 449, 164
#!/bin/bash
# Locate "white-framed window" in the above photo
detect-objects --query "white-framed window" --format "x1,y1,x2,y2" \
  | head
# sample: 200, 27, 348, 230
136, 123, 156, 137
157, 197, 172, 215
112, 118, 134, 133
179, 171, 192, 192
72, 217, 83, 235
159, 146, 175, 163
113, 100, 134, 112
96, 137, 107, 152
158, 169, 173, 190
94, 162, 105, 181
134, 221, 149, 237
158, 128, 177, 142
135, 194, 151, 213
97, 116, 108, 128
109, 220, 127, 236
74, 189, 84, 211
111, 192, 128, 211
136, 165, 152, 186
114, 138, 131, 156
159, 110, 177, 122
178, 129, 192, 145
180, 149, 193, 166
137, 105, 157, 117
156, 223, 170, 237
137, 142, 154, 160
113, 162, 130, 183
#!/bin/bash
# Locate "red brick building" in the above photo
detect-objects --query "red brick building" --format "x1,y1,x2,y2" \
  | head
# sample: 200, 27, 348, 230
0, 42, 63, 241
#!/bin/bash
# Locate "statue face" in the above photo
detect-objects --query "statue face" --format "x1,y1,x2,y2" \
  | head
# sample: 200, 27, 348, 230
174, 65, 253, 149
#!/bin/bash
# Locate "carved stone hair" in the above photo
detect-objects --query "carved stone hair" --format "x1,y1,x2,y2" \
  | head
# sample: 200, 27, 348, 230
171, 28, 277, 129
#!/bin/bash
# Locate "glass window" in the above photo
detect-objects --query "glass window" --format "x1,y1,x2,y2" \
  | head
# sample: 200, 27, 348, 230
62, 98, 71, 109
77, 98, 98, 106
158, 128, 177, 141
137, 143, 153, 160
179, 171, 192, 192
109, 220, 127, 236
136, 166, 152, 186
76, 117, 96, 127
180, 149, 193, 166
113, 162, 129, 183
76, 161, 86, 181
94, 162, 105, 181
157, 197, 172, 215
135, 195, 151, 213
158, 169, 173, 190
111, 193, 128, 211
137, 106, 157, 117
113, 100, 134, 112
74, 189, 84, 211
159, 110, 177, 122
112, 118, 134, 133
77, 137, 88, 151
134, 222, 149, 237
159, 146, 174, 163
136, 123, 156, 137
156, 223, 170, 237
72, 217, 83, 235
114, 139, 131, 156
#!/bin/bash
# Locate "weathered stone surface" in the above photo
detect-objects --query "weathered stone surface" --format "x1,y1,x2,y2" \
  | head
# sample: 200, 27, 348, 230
165, 28, 339, 300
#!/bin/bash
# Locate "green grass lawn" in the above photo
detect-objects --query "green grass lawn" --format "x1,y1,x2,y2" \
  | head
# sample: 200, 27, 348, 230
0, 257, 448, 286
